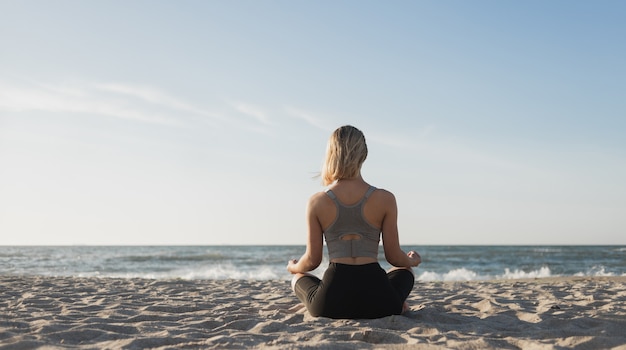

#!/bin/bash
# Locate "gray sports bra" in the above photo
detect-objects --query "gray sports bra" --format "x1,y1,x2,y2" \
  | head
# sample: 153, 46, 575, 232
323, 186, 381, 259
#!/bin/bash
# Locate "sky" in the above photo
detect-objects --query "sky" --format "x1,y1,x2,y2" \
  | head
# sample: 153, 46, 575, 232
1, 1, 625, 245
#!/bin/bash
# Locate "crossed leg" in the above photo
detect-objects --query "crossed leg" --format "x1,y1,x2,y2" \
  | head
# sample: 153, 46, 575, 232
387, 266, 414, 314
291, 272, 318, 292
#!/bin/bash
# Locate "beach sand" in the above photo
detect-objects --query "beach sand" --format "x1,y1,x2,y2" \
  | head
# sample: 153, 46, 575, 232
1, 276, 625, 349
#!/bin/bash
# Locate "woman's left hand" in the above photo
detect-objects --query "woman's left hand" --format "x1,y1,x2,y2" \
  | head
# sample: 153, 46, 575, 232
407, 250, 421, 267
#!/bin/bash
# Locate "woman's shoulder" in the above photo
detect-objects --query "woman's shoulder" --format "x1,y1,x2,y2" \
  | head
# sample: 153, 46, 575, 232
306, 191, 336, 215
308, 190, 333, 205
372, 186, 395, 197
371, 187, 397, 205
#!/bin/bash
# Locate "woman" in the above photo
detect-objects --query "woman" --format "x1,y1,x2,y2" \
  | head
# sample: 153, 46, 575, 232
287, 125, 421, 319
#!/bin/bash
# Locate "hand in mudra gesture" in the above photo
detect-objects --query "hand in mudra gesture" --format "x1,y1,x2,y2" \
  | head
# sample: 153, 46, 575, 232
407, 251, 421, 267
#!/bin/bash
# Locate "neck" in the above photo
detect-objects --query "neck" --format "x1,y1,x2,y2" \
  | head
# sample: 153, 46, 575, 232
336, 174, 364, 183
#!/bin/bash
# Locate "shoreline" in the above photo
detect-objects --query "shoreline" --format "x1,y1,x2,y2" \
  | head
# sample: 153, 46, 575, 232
2, 276, 625, 349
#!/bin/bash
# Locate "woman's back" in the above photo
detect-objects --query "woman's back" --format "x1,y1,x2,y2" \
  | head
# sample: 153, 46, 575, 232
287, 125, 419, 319
315, 179, 391, 234
323, 184, 380, 261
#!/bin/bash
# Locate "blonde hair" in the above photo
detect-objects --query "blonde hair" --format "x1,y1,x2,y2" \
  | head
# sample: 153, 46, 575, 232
321, 125, 368, 186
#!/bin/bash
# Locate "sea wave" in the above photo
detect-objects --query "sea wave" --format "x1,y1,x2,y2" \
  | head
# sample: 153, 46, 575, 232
531, 247, 564, 253
116, 253, 226, 263
574, 265, 616, 277
73, 264, 287, 281
499, 266, 552, 279
416, 265, 625, 282
3, 246, 625, 281
417, 267, 554, 282
417, 268, 481, 282
8, 264, 626, 281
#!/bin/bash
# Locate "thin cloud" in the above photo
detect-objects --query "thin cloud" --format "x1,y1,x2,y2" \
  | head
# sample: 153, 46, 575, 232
94, 83, 223, 120
280, 108, 542, 176
284, 106, 335, 131
0, 80, 224, 127
368, 125, 540, 174
231, 102, 271, 125
366, 129, 428, 149
282, 108, 435, 150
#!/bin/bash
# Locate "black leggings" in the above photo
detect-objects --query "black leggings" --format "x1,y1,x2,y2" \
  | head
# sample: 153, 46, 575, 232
293, 262, 414, 319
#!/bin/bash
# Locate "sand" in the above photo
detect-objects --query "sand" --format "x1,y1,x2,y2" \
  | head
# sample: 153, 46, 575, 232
1, 276, 625, 349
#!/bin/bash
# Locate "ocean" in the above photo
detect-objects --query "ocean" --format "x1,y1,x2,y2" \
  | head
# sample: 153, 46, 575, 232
1, 245, 624, 281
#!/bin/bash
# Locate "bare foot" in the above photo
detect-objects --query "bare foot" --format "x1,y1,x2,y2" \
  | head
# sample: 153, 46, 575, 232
401, 301, 410, 314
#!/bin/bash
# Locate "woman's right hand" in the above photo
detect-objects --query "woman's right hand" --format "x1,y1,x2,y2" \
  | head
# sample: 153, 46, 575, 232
407, 250, 421, 267
286, 259, 298, 274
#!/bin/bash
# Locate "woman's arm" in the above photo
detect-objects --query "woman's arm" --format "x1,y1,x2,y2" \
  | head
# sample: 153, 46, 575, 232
380, 191, 421, 268
287, 193, 324, 274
